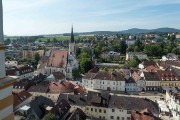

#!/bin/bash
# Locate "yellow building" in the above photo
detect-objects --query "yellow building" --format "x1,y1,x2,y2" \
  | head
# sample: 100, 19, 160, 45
22, 49, 44, 59
0, 1, 16, 119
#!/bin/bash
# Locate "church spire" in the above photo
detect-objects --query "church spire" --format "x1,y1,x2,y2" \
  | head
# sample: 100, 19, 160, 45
70, 25, 74, 43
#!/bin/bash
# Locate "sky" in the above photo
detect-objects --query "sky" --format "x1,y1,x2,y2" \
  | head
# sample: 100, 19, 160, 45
2, 0, 180, 36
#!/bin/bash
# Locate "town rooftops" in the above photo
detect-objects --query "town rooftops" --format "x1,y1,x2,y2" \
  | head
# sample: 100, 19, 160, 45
58, 94, 87, 106
142, 61, 157, 68
47, 50, 68, 68
67, 108, 87, 120
6, 65, 34, 76
83, 71, 125, 81
131, 108, 162, 120
50, 99, 71, 119
48, 81, 75, 94
13, 90, 32, 109
157, 71, 179, 81
143, 72, 160, 81
108, 96, 159, 115
28, 82, 49, 93
13, 81, 31, 90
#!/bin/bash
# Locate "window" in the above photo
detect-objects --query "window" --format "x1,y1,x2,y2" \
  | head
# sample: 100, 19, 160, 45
127, 110, 131, 114
99, 109, 101, 113
112, 109, 115, 112
104, 110, 106, 113
86, 108, 89, 110
122, 117, 124, 120
117, 117, 120, 120
99, 116, 101, 119
110, 116, 114, 119
91, 108, 93, 111
127, 117, 130, 120
95, 108, 97, 112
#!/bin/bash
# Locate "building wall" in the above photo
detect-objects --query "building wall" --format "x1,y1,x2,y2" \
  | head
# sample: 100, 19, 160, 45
85, 106, 108, 120
126, 53, 148, 61
107, 108, 131, 120
23, 50, 44, 59
46, 93, 60, 102
5, 61, 18, 67
160, 81, 180, 87
82, 79, 125, 91
125, 83, 141, 91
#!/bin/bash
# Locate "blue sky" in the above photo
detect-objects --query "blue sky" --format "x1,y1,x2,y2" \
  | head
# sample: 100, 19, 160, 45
2, 0, 180, 35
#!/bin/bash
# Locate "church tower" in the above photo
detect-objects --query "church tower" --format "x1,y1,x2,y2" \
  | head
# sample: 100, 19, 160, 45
69, 26, 75, 55
0, 1, 16, 119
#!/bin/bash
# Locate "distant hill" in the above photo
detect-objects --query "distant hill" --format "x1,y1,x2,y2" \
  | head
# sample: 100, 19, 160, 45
4, 27, 180, 37
121, 27, 180, 34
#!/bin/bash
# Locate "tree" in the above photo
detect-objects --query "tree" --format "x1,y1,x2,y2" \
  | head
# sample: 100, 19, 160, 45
72, 68, 81, 79
34, 53, 40, 61
119, 40, 127, 54
42, 113, 56, 120
128, 56, 141, 67
80, 58, 92, 73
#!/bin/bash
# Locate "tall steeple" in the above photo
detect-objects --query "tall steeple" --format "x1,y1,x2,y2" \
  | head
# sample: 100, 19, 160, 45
70, 25, 74, 43
69, 25, 75, 55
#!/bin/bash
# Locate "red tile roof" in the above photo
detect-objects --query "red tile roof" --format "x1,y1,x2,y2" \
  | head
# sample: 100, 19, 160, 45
146, 65, 158, 72
83, 71, 125, 81
47, 50, 68, 68
52, 71, 65, 81
48, 81, 75, 93
131, 108, 162, 120
157, 71, 179, 81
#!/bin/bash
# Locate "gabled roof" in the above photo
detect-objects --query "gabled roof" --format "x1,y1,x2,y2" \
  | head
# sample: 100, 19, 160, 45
131, 108, 162, 120
13, 90, 32, 108
58, 94, 87, 106
28, 83, 49, 93
48, 81, 75, 94
47, 50, 68, 68
6, 66, 34, 76
29, 96, 54, 119
84, 71, 125, 81
108, 96, 159, 115
142, 61, 157, 68
67, 108, 87, 120
50, 99, 71, 119
143, 72, 160, 81
157, 71, 179, 81
52, 71, 65, 81
13, 81, 31, 90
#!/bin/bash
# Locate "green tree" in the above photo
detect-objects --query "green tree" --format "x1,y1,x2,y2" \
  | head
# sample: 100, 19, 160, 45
72, 69, 81, 79
34, 53, 40, 61
80, 58, 92, 73
42, 113, 56, 120
128, 56, 141, 67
